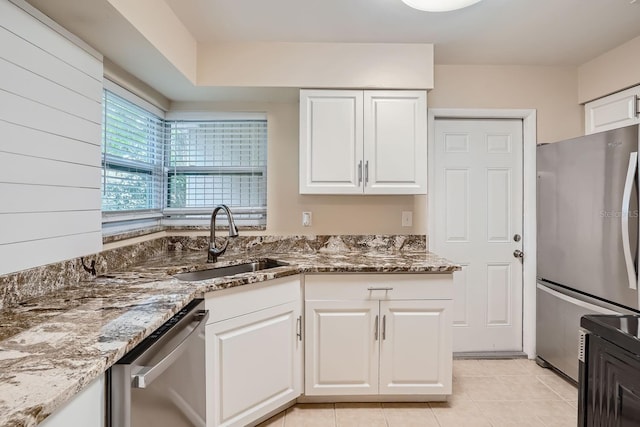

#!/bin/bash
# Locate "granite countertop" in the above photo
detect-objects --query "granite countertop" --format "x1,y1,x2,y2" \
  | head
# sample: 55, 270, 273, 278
0, 240, 459, 427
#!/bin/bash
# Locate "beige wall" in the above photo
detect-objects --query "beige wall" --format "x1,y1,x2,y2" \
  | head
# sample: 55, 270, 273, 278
197, 42, 434, 89
104, 59, 171, 111
578, 35, 640, 103
430, 64, 583, 144
106, 0, 197, 83
173, 64, 584, 236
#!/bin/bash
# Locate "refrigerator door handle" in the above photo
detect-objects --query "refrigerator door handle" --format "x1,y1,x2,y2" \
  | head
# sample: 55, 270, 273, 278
621, 151, 638, 290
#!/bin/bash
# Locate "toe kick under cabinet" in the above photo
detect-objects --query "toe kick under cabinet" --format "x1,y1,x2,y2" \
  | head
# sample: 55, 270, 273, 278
304, 274, 453, 399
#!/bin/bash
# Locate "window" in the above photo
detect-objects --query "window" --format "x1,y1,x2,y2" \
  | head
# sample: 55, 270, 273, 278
101, 90, 164, 213
165, 117, 268, 226
100, 83, 268, 229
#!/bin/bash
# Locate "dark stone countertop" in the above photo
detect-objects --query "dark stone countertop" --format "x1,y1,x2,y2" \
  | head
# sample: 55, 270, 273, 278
0, 243, 459, 427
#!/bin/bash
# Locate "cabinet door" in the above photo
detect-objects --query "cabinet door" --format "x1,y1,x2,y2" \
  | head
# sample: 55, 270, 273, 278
585, 86, 640, 134
305, 300, 379, 395
299, 90, 364, 194
206, 301, 302, 427
363, 90, 427, 194
379, 300, 452, 395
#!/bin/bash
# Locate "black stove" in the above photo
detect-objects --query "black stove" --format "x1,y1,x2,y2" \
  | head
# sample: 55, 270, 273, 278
579, 315, 640, 426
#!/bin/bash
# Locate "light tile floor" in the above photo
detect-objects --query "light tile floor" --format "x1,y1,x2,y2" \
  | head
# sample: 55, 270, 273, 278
257, 359, 578, 427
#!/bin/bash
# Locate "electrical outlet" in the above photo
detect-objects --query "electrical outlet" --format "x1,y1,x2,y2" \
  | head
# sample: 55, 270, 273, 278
402, 211, 413, 227
302, 211, 312, 227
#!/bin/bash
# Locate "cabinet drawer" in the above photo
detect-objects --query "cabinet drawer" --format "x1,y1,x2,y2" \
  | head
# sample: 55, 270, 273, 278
205, 276, 301, 324
304, 274, 453, 301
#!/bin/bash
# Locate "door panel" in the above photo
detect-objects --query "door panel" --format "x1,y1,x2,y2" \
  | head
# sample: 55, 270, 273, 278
207, 302, 301, 426
444, 169, 470, 242
304, 300, 379, 395
299, 90, 363, 194
486, 263, 512, 326
433, 119, 523, 352
364, 91, 427, 194
585, 86, 640, 134
379, 300, 452, 395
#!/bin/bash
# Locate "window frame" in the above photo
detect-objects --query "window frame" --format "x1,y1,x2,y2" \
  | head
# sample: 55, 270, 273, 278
162, 111, 268, 228
100, 85, 268, 233
101, 81, 165, 227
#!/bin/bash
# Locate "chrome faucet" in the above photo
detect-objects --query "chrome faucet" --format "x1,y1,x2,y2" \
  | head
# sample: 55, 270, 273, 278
208, 204, 239, 263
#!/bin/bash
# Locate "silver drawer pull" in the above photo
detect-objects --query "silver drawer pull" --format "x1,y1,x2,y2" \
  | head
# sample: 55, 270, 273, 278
382, 315, 387, 340
374, 315, 379, 341
367, 287, 393, 291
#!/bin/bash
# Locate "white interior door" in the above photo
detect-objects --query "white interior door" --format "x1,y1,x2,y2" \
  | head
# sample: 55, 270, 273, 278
432, 118, 523, 353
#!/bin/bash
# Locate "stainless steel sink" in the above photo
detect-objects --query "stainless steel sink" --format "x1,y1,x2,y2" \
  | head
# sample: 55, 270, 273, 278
174, 258, 288, 281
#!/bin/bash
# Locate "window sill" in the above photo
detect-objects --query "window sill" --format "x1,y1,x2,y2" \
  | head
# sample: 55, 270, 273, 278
102, 224, 266, 245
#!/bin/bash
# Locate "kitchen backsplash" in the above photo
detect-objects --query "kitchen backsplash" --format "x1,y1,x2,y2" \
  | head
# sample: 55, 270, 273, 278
0, 234, 427, 310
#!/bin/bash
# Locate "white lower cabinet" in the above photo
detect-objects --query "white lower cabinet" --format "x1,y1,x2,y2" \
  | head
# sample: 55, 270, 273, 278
304, 274, 452, 398
205, 277, 302, 427
378, 300, 452, 395
40, 375, 105, 427
305, 299, 380, 395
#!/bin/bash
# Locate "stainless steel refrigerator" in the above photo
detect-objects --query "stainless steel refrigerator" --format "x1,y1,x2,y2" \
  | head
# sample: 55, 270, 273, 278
536, 124, 640, 382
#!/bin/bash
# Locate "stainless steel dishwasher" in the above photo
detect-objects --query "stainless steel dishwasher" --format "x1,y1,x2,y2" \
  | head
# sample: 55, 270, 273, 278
109, 298, 208, 427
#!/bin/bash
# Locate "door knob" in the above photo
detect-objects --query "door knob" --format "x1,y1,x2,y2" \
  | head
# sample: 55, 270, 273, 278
513, 249, 524, 259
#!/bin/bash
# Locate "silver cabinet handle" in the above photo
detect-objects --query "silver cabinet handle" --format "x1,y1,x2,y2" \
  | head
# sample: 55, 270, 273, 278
296, 315, 302, 341
621, 152, 638, 290
382, 315, 386, 340
374, 315, 379, 341
367, 287, 393, 291
358, 161, 363, 185
635, 95, 640, 117
132, 309, 209, 388
364, 160, 369, 184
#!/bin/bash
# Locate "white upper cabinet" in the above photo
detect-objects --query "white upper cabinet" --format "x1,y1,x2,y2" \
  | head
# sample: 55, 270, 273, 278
363, 91, 427, 194
299, 90, 427, 195
585, 85, 640, 134
299, 90, 364, 194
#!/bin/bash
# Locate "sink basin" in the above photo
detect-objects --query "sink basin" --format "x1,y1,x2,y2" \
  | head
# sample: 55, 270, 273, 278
174, 259, 288, 281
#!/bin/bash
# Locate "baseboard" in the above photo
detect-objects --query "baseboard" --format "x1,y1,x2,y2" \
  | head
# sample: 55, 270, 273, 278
453, 351, 528, 359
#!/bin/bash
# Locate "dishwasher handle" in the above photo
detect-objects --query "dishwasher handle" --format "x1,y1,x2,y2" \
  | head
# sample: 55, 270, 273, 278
132, 309, 209, 389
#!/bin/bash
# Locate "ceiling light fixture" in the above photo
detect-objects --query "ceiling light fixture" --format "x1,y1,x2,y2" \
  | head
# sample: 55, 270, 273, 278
401, 0, 483, 12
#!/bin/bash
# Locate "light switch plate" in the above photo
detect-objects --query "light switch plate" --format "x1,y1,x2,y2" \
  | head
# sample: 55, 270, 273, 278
402, 211, 413, 227
302, 211, 312, 227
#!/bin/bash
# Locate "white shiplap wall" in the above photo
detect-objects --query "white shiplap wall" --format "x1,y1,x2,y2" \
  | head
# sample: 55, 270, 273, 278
0, 0, 103, 275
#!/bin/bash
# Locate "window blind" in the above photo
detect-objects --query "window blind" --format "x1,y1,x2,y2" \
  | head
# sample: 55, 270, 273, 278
101, 90, 164, 213
165, 119, 267, 225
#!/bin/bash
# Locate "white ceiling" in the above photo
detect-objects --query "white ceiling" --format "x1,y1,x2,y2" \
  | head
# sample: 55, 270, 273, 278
24, 0, 640, 102
165, 0, 640, 66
